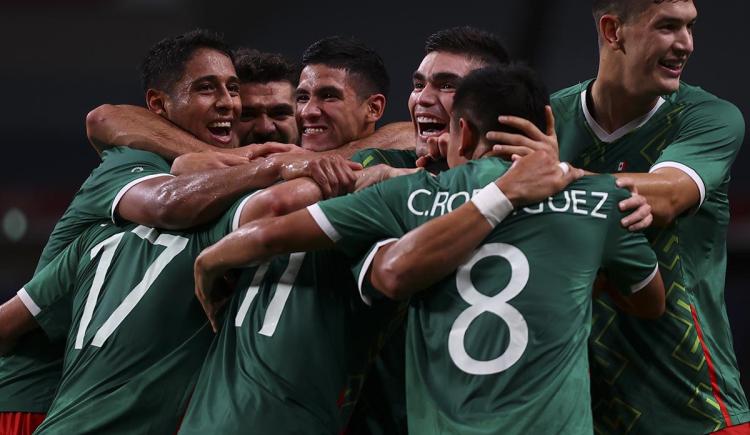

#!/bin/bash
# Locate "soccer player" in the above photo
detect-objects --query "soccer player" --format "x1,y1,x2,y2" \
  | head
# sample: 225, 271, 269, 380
545, 1, 749, 433
192, 64, 666, 435
0, 29, 357, 434
346, 26, 512, 435
174, 35, 405, 435
233, 49, 300, 145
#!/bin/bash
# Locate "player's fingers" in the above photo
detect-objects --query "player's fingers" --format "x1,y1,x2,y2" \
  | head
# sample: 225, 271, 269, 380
486, 131, 537, 148
321, 159, 341, 198
545, 105, 556, 137
332, 158, 357, 194
620, 200, 651, 228
310, 161, 333, 199
615, 177, 638, 194
628, 213, 653, 232
498, 115, 545, 140
492, 145, 534, 157
415, 155, 432, 168
346, 160, 363, 171
560, 163, 584, 185
218, 153, 250, 167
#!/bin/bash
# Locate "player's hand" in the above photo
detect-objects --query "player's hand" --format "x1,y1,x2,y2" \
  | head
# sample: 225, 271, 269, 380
416, 132, 449, 168
171, 152, 249, 176
278, 154, 362, 198
194, 250, 233, 333
233, 142, 310, 160
496, 151, 583, 207
485, 106, 559, 160
616, 177, 653, 231
355, 165, 422, 191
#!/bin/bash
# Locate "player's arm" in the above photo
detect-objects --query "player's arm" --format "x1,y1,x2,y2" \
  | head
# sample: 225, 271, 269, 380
0, 296, 38, 356
86, 104, 230, 159
370, 152, 583, 299
117, 154, 361, 229
600, 271, 665, 319
326, 122, 415, 159
613, 169, 699, 227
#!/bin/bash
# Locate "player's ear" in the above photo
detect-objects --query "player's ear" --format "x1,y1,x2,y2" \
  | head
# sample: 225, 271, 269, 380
146, 89, 168, 116
364, 94, 386, 123
458, 117, 478, 158
599, 14, 624, 51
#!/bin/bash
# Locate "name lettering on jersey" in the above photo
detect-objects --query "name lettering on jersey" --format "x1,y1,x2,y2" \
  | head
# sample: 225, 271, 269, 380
407, 188, 609, 219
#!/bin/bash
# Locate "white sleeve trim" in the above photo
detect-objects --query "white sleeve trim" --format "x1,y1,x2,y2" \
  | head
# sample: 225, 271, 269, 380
650, 161, 706, 208
306, 204, 341, 242
630, 264, 660, 294
110, 173, 174, 223
232, 190, 264, 231
17, 288, 41, 317
357, 238, 399, 306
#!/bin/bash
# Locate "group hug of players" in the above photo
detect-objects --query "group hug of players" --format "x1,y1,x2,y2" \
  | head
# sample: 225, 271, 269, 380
1, 0, 748, 434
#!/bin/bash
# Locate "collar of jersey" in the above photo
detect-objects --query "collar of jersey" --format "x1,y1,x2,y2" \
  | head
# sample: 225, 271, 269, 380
580, 87, 665, 143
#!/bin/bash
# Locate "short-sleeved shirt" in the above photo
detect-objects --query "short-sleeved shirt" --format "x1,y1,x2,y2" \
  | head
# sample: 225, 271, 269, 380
0, 147, 172, 413
554, 80, 749, 433
18, 196, 247, 435
309, 157, 659, 435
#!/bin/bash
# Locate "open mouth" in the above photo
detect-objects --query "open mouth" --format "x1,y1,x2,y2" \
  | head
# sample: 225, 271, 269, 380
303, 126, 327, 135
207, 121, 232, 141
417, 116, 447, 137
658, 59, 685, 76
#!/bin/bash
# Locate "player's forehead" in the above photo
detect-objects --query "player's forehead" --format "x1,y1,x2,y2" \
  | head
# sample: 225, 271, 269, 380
637, 0, 697, 25
296, 64, 353, 95
414, 51, 485, 82
241, 81, 295, 104
181, 48, 237, 84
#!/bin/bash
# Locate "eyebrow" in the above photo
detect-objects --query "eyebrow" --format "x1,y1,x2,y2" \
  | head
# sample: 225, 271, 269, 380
191, 75, 240, 85
314, 85, 344, 98
412, 71, 463, 82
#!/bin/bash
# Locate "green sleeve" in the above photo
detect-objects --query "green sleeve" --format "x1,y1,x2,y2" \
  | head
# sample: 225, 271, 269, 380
34, 148, 172, 273
349, 238, 399, 305
197, 190, 263, 246
652, 99, 744, 206
309, 173, 426, 259
601, 188, 659, 295
21, 235, 88, 341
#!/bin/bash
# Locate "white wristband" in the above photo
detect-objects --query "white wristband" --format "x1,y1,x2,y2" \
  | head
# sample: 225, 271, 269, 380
471, 182, 514, 227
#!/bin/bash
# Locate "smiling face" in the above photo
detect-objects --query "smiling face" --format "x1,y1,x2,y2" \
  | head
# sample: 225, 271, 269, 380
237, 80, 298, 145
295, 64, 373, 151
618, 0, 696, 96
408, 51, 485, 157
158, 48, 241, 148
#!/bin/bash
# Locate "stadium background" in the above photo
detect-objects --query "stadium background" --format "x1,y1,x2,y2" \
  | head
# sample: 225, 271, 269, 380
0, 0, 747, 396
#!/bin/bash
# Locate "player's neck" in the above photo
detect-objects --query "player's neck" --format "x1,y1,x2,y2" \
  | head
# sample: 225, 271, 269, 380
590, 75, 661, 134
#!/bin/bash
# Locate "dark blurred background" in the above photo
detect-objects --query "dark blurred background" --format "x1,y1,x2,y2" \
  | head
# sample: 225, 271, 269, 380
0, 1, 747, 395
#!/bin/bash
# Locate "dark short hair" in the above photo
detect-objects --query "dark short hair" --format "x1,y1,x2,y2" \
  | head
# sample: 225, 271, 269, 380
234, 48, 300, 87
592, 0, 680, 24
140, 29, 234, 93
301, 35, 390, 99
424, 26, 509, 66
452, 64, 549, 139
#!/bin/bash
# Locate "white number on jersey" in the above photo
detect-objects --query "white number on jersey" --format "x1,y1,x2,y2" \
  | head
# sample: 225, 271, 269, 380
448, 243, 529, 375
74, 226, 189, 349
234, 252, 306, 337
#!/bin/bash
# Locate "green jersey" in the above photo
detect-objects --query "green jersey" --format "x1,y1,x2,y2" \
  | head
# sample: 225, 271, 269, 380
347, 147, 415, 435
19, 196, 245, 435
311, 158, 659, 435
0, 147, 172, 414
553, 81, 748, 434
351, 148, 418, 170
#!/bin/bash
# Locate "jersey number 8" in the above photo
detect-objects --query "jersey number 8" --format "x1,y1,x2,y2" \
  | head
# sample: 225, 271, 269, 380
449, 243, 529, 376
